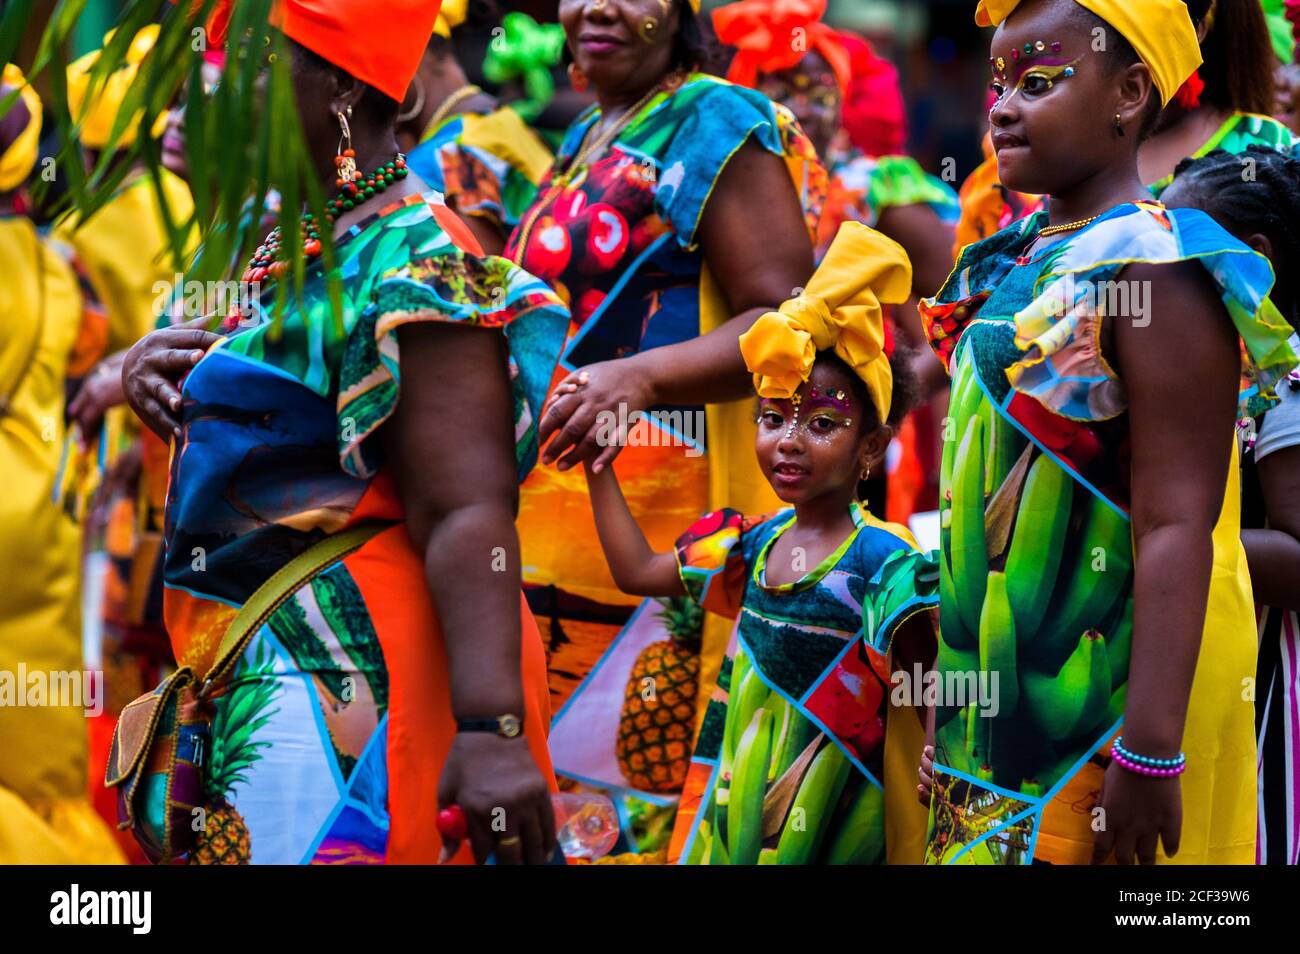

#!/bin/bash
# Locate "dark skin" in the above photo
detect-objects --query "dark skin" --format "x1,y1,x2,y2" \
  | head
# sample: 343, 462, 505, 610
584, 359, 934, 715
539, 0, 815, 473
759, 51, 953, 399
971, 0, 1244, 865
1162, 179, 1300, 612
123, 40, 555, 865
397, 43, 509, 254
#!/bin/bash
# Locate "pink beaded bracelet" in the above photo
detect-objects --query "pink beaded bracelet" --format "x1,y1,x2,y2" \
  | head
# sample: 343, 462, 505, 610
1112, 749, 1185, 777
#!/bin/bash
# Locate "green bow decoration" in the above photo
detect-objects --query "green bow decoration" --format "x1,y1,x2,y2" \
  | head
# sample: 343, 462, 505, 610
483, 12, 566, 122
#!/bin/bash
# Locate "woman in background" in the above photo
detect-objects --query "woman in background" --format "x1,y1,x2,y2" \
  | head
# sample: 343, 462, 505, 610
0, 64, 123, 865
397, 0, 556, 254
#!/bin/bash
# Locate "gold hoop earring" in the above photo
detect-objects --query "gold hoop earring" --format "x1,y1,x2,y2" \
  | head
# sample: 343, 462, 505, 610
397, 84, 426, 124
860, 465, 871, 481
335, 107, 357, 187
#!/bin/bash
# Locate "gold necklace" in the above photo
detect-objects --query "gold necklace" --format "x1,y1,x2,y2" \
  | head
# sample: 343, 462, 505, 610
1039, 213, 1101, 237
423, 84, 484, 139
512, 74, 682, 264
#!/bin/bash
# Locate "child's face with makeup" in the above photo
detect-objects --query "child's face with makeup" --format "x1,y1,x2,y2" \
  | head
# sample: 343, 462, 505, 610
757, 51, 842, 159
754, 362, 882, 506
987, 1, 1125, 195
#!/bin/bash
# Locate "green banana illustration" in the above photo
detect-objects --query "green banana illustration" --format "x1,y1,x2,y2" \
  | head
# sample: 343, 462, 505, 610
763, 694, 792, 784
776, 742, 852, 864
939, 553, 978, 650
979, 570, 1019, 719
1019, 778, 1044, 798
1022, 630, 1112, 741
727, 707, 774, 865
758, 848, 779, 865
1105, 596, 1134, 689
822, 779, 886, 865
1107, 684, 1127, 726
771, 709, 822, 781
688, 818, 711, 865
1004, 453, 1071, 635
951, 414, 988, 637
723, 664, 770, 772
1032, 493, 1132, 668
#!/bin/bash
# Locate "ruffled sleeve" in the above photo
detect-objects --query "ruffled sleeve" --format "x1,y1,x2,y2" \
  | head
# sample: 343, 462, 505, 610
861, 543, 940, 658
1005, 202, 1299, 421
674, 508, 770, 619
652, 77, 825, 250
338, 242, 568, 483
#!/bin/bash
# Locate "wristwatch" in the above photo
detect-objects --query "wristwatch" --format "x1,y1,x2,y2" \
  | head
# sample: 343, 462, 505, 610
456, 714, 523, 738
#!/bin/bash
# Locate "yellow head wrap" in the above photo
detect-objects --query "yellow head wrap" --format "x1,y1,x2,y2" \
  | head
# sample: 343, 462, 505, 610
433, 0, 468, 38
66, 24, 167, 150
739, 222, 911, 424
975, 0, 1200, 106
0, 64, 42, 192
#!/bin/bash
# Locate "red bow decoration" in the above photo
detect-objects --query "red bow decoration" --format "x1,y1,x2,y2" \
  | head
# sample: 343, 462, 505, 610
712, 0, 851, 93
837, 30, 906, 157
1172, 69, 1204, 110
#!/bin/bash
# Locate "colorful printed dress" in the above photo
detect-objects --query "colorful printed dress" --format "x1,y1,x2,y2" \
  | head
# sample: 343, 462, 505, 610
919, 201, 1297, 864
817, 147, 959, 259
506, 74, 826, 788
663, 502, 939, 864
405, 105, 553, 237
162, 193, 569, 864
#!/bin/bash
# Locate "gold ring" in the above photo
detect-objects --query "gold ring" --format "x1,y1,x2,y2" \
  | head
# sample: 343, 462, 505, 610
498, 835, 521, 846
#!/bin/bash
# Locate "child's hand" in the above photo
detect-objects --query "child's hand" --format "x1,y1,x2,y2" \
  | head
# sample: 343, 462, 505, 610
917, 744, 935, 807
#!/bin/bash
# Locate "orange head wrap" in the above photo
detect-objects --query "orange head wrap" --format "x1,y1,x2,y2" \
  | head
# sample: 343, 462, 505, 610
198, 0, 443, 103
712, 0, 852, 93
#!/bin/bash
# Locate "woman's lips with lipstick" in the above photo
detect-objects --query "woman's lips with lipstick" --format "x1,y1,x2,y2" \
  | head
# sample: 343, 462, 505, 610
579, 32, 628, 54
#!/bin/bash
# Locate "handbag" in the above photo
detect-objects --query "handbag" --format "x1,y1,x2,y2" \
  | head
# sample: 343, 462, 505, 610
104, 519, 394, 863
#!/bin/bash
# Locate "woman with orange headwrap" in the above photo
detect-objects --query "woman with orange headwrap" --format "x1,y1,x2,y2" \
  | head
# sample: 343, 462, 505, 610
0, 64, 124, 864
121, 0, 569, 864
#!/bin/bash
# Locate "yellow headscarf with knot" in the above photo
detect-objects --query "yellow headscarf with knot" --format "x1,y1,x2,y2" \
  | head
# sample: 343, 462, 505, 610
66, 24, 167, 150
0, 64, 42, 193
974, 0, 1200, 106
739, 222, 911, 425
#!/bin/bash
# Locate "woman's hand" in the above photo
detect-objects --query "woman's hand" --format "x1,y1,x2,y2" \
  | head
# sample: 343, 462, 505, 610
68, 353, 127, 441
122, 323, 221, 441
1091, 761, 1181, 865
438, 733, 557, 865
539, 360, 655, 473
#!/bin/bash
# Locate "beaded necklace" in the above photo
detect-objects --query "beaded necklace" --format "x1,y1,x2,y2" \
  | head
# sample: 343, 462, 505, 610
241, 153, 409, 283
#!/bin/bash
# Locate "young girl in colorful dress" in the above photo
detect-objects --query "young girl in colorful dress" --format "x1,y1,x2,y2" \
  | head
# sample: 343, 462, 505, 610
918, 0, 1296, 865
1161, 146, 1300, 864
573, 223, 940, 864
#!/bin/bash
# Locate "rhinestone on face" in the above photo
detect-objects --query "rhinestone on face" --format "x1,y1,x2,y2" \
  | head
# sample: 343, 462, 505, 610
995, 56, 1005, 71
1023, 43, 1032, 54
1010, 48, 1019, 60
1050, 41, 1061, 52
1034, 40, 1045, 52
1063, 66, 1074, 77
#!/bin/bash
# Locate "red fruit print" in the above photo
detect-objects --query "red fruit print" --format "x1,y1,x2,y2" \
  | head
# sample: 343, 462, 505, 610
574, 288, 607, 326
523, 216, 571, 280
553, 189, 587, 225
582, 203, 630, 273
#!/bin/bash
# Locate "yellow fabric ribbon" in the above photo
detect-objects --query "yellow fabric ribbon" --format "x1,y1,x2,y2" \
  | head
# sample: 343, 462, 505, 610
66, 24, 167, 149
434, 0, 468, 38
738, 221, 911, 424
0, 64, 42, 192
974, 0, 1201, 106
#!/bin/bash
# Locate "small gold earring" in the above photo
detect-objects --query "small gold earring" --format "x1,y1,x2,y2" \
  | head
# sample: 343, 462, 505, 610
860, 465, 871, 481
1114, 112, 1125, 137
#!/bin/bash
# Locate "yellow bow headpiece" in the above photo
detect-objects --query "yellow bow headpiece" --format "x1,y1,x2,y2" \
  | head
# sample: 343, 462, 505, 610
0, 64, 42, 192
66, 24, 167, 150
974, 0, 1200, 106
739, 222, 911, 424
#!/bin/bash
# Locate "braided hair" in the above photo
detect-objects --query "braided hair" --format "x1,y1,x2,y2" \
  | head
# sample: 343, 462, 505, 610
1171, 145, 1300, 329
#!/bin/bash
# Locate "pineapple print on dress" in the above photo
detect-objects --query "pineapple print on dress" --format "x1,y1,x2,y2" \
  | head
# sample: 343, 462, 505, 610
191, 642, 282, 865
616, 598, 701, 793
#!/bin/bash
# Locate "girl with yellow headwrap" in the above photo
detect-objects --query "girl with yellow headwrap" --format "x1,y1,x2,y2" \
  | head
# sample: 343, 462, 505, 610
918, 0, 1296, 865
0, 65, 124, 864
574, 222, 942, 864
